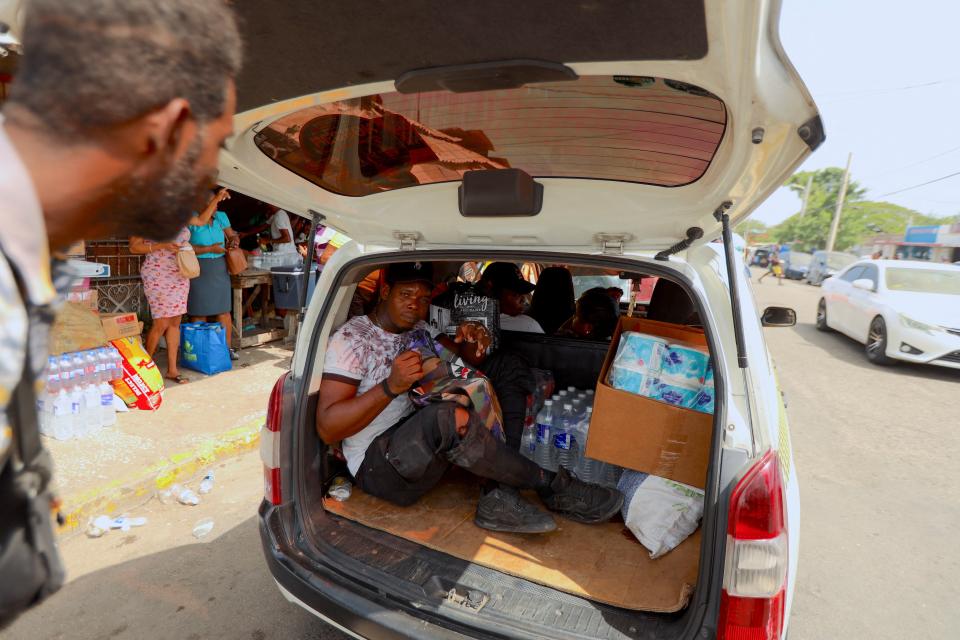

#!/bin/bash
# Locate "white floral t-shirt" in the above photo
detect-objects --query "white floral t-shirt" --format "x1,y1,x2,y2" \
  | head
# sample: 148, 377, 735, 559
323, 315, 439, 476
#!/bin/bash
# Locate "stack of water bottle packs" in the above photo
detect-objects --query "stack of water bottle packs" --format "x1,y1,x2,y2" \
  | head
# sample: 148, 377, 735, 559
521, 386, 623, 489
38, 347, 125, 441
607, 331, 714, 414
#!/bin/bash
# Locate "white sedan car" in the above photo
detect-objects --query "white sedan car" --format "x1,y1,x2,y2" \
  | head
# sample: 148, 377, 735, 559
817, 260, 960, 368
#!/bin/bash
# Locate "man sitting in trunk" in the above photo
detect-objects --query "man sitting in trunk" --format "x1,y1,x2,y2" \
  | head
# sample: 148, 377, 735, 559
317, 262, 623, 534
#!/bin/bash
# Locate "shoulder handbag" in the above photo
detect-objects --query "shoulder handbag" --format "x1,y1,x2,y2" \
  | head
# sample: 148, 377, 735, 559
225, 247, 247, 275
176, 246, 201, 279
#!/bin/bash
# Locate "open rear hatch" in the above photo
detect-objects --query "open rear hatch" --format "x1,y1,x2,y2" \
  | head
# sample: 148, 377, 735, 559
223, 0, 821, 253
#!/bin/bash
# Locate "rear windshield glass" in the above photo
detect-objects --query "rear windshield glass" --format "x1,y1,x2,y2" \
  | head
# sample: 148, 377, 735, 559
254, 76, 727, 197
885, 268, 960, 295
825, 253, 857, 270
787, 252, 812, 267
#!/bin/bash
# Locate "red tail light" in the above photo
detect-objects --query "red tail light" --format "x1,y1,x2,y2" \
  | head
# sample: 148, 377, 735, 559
266, 372, 287, 433
261, 373, 288, 505
719, 450, 788, 640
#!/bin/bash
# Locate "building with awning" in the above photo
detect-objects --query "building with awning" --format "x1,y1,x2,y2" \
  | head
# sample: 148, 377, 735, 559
866, 224, 960, 262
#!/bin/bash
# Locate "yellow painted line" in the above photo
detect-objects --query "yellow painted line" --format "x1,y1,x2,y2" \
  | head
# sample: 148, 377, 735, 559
57, 415, 265, 534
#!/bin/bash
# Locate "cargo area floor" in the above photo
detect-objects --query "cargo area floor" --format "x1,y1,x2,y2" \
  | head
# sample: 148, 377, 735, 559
323, 473, 700, 612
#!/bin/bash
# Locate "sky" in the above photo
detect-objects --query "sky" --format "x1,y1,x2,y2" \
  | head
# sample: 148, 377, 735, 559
750, 0, 960, 226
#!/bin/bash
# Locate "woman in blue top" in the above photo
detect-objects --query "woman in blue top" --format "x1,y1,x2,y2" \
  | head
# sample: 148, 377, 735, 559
187, 188, 240, 359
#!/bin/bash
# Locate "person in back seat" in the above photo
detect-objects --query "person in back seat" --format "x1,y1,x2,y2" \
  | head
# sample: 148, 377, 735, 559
479, 262, 544, 333
556, 287, 619, 340
529, 266, 575, 335
317, 262, 623, 534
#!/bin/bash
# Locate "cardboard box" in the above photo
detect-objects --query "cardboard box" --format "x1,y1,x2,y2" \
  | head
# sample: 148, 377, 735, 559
585, 317, 713, 489
66, 289, 99, 311
100, 312, 141, 341
65, 240, 86, 257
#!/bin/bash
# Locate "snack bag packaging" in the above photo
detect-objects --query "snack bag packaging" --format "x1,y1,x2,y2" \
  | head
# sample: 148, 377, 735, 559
111, 337, 164, 410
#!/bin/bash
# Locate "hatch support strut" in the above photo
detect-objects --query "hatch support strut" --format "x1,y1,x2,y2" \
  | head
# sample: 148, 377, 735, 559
300, 209, 326, 316
714, 202, 749, 368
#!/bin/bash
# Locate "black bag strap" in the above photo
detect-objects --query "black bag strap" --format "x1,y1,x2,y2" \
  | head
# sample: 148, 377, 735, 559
1, 252, 44, 468
9, 346, 42, 468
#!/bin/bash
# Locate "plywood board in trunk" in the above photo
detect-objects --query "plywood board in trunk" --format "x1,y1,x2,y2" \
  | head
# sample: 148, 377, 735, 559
324, 475, 699, 612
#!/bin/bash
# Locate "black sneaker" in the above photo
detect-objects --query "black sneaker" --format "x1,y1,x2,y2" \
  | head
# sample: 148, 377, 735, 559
474, 486, 557, 534
538, 467, 624, 524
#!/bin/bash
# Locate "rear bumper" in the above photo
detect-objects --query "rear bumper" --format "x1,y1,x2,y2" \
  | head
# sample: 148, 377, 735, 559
259, 501, 469, 640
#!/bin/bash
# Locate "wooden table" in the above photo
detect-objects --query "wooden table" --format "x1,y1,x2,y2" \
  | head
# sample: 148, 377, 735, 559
230, 269, 286, 349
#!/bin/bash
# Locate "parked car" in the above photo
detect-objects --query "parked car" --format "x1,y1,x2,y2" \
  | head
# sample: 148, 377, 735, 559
804, 250, 857, 285
782, 251, 813, 280
223, 2, 821, 638
817, 260, 960, 367
750, 247, 773, 267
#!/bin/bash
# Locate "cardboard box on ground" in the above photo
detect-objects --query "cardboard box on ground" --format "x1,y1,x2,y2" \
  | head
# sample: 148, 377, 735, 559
586, 317, 713, 489
100, 312, 142, 341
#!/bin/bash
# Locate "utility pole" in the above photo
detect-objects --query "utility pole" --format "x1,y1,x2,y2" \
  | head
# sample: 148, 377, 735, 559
826, 152, 852, 252
798, 174, 814, 218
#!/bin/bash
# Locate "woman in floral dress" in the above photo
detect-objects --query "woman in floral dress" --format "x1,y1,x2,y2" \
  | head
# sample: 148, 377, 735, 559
129, 227, 192, 383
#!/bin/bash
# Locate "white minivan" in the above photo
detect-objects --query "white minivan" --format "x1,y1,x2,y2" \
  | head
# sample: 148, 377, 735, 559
223, 2, 820, 638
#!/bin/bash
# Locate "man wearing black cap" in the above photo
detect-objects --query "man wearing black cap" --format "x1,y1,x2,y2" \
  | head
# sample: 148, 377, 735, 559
316, 262, 623, 534
479, 262, 545, 333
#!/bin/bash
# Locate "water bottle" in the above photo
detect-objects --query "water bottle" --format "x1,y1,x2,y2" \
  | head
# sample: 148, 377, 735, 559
603, 464, 624, 489
532, 400, 557, 471
65, 354, 85, 437
575, 407, 600, 483
37, 357, 59, 436
584, 389, 595, 407
570, 397, 585, 418
198, 471, 215, 495
520, 419, 538, 461
553, 403, 575, 470
110, 346, 125, 381
564, 408, 588, 478
566, 386, 577, 395
53, 355, 77, 440
82, 350, 102, 434
172, 483, 201, 506
97, 349, 117, 427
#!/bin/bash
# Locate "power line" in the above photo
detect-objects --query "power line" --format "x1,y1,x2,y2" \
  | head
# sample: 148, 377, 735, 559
878, 169, 960, 197
817, 76, 960, 98
862, 143, 960, 180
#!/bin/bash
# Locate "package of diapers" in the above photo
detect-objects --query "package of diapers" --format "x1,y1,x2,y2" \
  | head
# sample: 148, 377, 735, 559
691, 363, 715, 414
608, 332, 667, 395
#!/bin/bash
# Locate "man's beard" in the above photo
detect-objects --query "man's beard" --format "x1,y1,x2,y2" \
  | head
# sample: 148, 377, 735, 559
104, 133, 216, 241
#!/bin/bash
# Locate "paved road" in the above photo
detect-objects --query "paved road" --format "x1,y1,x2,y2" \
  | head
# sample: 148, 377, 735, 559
5, 273, 958, 639
749, 272, 959, 640
3, 452, 348, 640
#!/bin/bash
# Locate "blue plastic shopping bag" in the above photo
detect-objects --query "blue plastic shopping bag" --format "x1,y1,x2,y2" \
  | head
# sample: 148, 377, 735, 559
180, 322, 232, 375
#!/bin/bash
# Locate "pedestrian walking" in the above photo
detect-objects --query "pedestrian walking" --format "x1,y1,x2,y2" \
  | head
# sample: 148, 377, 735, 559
758, 250, 784, 285
0, 0, 242, 625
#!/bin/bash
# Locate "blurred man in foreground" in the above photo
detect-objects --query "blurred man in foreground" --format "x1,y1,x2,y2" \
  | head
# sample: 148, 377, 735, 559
0, 0, 242, 626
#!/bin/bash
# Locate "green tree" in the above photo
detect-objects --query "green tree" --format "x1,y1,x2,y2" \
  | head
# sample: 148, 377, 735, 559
773, 168, 867, 250
735, 219, 769, 243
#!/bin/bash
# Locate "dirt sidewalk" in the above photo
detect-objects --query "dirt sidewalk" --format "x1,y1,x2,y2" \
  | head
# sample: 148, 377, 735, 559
46, 345, 291, 533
